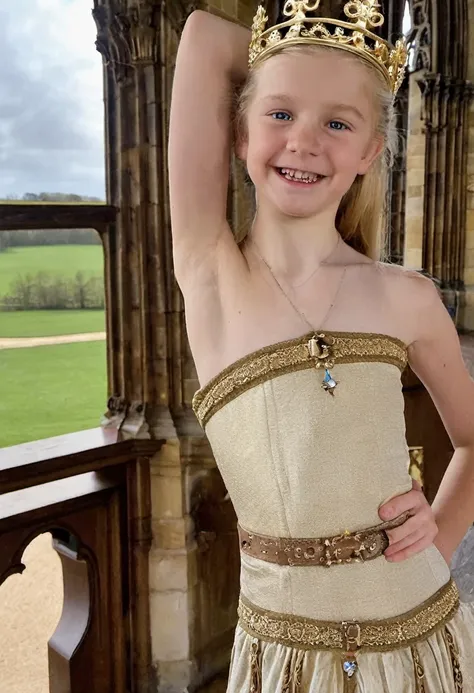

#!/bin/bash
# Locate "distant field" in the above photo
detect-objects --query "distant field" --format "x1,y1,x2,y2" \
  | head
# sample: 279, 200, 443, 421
0, 341, 107, 448
0, 310, 105, 338
0, 245, 103, 295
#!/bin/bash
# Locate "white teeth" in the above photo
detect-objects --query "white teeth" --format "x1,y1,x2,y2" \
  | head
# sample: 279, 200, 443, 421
279, 168, 321, 183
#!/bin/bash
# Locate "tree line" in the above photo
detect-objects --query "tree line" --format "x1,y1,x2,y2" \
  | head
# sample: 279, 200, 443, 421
2, 272, 104, 311
0, 193, 105, 309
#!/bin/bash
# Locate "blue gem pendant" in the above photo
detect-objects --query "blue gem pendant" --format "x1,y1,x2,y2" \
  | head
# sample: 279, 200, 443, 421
342, 621, 361, 693
322, 369, 338, 395
307, 334, 338, 395
342, 655, 358, 693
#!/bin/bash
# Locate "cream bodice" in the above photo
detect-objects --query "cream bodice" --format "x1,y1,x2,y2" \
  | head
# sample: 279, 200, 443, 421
192, 331, 451, 621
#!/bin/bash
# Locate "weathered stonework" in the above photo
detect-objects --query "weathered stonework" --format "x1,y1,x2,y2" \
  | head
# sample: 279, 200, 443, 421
404, 70, 426, 270
462, 0, 474, 329
93, 1, 246, 690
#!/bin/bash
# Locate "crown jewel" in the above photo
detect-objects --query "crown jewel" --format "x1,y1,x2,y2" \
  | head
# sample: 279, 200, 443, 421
249, 1, 407, 94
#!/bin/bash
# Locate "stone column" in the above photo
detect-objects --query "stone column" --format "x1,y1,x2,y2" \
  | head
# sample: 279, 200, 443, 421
416, 74, 474, 317
92, 2, 252, 690
404, 70, 427, 269
93, 0, 176, 440
461, 0, 474, 330
403, 0, 474, 321
389, 84, 409, 264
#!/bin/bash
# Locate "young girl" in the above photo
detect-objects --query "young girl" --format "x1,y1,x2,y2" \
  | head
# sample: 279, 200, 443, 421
168, 2, 474, 691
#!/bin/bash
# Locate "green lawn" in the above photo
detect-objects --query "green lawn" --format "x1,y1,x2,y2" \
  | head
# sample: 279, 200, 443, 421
0, 342, 107, 447
0, 245, 103, 295
0, 310, 105, 338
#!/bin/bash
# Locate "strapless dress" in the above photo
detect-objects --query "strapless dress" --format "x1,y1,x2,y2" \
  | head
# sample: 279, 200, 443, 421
193, 331, 474, 692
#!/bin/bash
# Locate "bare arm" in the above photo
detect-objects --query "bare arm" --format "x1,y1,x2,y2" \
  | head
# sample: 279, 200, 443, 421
168, 10, 250, 283
408, 279, 474, 561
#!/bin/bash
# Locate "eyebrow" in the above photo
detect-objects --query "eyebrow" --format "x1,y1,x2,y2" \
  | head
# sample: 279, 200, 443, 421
261, 93, 294, 104
260, 94, 366, 122
329, 103, 366, 122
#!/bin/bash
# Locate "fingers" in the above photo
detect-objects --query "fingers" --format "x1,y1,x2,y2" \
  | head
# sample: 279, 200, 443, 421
384, 535, 437, 563
378, 478, 436, 563
385, 515, 421, 543
384, 527, 426, 558
379, 487, 425, 521
384, 511, 438, 562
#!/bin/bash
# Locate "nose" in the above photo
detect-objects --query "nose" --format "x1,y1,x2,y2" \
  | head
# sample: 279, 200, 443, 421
286, 122, 322, 157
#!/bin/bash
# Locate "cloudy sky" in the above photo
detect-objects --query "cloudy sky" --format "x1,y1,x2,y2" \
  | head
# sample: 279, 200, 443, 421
0, 0, 105, 199
0, 1, 412, 201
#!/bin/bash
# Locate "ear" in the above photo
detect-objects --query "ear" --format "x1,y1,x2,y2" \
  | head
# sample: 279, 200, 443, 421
357, 135, 384, 175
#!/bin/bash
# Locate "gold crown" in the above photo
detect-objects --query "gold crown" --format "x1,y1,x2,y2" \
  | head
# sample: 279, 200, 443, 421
249, 1, 408, 94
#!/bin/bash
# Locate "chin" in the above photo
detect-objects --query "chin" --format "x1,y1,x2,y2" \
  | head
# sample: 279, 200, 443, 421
268, 193, 335, 219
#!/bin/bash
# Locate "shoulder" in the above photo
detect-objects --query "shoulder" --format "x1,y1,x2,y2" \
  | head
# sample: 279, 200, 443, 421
349, 257, 436, 299
375, 262, 439, 296
355, 262, 444, 344
373, 262, 440, 312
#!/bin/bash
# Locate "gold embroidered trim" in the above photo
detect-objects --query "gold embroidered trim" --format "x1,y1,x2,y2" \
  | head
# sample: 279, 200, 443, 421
411, 646, 426, 693
238, 579, 459, 653
293, 650, 304, 692
444, 626, 464, 692
249, 638, 262, 693
192, 331, 408, 427
281, 656, 292, 693
280, 650, 305, 693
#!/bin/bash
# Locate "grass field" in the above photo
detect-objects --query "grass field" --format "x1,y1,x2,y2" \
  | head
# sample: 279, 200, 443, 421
0, 342, 107, 447
0, 310, 105, 338
0, 245, 103, 295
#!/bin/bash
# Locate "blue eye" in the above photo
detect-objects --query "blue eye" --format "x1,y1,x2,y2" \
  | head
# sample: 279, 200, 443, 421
271, 111, 292, 121
329, 120, 348, 131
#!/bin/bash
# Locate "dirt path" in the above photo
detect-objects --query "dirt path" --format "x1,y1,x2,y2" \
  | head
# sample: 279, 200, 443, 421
0, 332, 106, 349
0, 534, 63, 693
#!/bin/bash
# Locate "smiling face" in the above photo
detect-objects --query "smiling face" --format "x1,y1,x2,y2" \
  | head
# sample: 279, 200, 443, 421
238, 48, 384, 219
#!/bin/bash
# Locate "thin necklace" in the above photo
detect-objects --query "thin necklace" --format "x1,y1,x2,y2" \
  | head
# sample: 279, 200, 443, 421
249, 233, 341, 290
248, 235, 347, 395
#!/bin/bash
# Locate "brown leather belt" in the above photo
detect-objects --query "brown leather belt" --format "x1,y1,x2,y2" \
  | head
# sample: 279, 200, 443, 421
237, 512, 410, 567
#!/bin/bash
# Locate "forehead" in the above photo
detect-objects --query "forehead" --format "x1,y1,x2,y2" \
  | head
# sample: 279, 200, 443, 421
255, 50, 376, 111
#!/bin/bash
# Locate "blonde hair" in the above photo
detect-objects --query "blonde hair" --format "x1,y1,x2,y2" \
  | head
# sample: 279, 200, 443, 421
234, 45, 398, 261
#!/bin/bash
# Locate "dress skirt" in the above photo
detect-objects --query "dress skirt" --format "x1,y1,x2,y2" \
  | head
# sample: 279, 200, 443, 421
225, 583, 474, 693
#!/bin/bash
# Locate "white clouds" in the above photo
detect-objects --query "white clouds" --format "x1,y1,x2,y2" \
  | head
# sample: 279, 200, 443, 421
0, 0, 105, 198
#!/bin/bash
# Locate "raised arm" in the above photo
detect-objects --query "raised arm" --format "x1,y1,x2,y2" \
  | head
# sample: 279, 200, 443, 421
168, 10, 250, 283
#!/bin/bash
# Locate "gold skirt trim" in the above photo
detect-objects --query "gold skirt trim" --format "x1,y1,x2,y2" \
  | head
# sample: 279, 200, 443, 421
248, 628, 464, 693
443, 626, 464, 692
238, 579, 459, 653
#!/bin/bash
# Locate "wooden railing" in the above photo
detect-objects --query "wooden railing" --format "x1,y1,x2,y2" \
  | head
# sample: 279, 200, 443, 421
0, 203, 116, 233
0, 428, 161, 693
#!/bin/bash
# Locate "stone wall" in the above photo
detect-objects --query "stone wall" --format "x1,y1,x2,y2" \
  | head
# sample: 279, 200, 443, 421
148, 5, 255, 692
404, 71, 426, 270
462, 0, 474, 330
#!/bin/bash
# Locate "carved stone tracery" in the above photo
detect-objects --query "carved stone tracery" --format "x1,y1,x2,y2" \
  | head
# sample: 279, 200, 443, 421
407, 0, 432, 73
